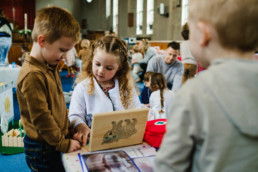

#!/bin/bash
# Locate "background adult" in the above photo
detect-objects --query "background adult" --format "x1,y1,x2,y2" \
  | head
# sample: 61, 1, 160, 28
147, 41, 184, 92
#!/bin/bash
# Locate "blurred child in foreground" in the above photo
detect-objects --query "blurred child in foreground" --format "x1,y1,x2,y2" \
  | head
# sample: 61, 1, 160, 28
155, 0, 258, 171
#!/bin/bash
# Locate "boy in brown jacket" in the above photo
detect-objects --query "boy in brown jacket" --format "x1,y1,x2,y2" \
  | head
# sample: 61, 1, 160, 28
17, 6, 81, 171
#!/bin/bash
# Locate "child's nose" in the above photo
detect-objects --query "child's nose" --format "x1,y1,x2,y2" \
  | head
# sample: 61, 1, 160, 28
99, 66, 105, 74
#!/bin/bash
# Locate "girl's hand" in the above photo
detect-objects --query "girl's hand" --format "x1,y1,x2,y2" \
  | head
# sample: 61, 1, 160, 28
67, 139, 81, 152
73, 123, 91, 146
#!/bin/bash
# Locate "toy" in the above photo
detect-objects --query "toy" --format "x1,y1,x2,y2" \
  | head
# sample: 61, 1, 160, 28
0, 81, 14, 134
1, 128, 25, 147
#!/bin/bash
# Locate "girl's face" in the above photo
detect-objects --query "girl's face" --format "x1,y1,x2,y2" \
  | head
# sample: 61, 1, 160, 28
92, 48, 120, 86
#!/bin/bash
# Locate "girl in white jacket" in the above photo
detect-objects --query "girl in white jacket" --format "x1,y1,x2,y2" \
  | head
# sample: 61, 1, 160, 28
69, 35, 142, 146
148, 73, 174, 120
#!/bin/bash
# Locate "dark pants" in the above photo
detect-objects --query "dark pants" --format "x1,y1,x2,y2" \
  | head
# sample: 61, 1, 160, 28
23, 135, 65, 172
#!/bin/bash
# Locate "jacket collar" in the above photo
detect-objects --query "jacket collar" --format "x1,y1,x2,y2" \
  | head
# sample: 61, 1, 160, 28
26, 55, 56, 72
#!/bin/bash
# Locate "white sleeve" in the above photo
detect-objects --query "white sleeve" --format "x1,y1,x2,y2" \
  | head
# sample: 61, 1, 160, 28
68, 83, 87, 128
132, 87, 146, 108
149, 93, 154, 109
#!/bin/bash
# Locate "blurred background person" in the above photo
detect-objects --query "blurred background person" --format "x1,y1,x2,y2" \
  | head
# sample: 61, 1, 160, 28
180, 22, 197, 85
18, 44, 30, 65
131, 39, 158, 81
78, 39, 90, 61
131, 44, 143, 82
0, 9, 13, 66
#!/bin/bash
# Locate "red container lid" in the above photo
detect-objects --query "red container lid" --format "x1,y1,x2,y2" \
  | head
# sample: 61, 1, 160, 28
145, 119, 167, 134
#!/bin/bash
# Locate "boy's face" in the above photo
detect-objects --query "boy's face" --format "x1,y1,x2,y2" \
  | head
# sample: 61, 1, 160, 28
41, 36, 76, 65
188, 20, 209, 68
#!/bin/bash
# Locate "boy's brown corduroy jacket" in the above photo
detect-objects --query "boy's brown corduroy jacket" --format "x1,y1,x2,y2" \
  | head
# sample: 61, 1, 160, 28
17, 55, 70, 152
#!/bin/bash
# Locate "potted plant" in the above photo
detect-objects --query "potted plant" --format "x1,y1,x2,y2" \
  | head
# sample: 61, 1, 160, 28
18, 29, 32, 42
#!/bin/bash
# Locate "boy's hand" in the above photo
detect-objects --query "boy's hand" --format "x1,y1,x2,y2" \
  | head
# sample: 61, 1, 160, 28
73, 123, 91, 146
67, 139, 81, 153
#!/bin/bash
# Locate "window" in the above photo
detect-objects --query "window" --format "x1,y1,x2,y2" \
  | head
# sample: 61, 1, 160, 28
136, 0, 143, 35
106, 0, 111, 19
181, 0, 189, 26
146, 0, 154, 35
113, 0, 118, 33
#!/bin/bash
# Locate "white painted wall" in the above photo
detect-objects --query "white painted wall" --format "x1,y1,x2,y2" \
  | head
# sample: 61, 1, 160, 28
35, 0, 183, 41
80, 0, 107, 31
36, 0, 81, 22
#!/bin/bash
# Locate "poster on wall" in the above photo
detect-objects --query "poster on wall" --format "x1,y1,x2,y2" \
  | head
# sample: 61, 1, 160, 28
0, 82, 14, 134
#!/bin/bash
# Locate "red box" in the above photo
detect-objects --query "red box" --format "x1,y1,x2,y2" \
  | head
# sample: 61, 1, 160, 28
144, 119, 167, 148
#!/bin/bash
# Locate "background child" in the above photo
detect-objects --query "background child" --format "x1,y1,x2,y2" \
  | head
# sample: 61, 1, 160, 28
65, 47, 77, 77
131, 39, 158, 81
69, 35, 143, 146
140, 71, 154, 106
148, 73, 174, 120
180, 22, 197, 84
131, 44, 143, 82
18, 44, 30, 65
78, 39, 90, 61
16, 6, 81, 172
155, 0, 258, 171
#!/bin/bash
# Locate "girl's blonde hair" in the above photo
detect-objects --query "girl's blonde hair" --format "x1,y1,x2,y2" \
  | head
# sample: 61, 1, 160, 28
76, 35, 134, 109
149, 73, 167, 113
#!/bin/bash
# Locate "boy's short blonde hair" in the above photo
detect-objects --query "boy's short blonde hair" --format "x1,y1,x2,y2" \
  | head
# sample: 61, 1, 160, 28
32, 6, 81, 44
189, 0, 258, 52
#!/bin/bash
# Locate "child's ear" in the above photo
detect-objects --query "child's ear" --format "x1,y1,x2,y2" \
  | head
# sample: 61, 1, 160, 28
38, 35, 46, 47
197, 21, 212, 47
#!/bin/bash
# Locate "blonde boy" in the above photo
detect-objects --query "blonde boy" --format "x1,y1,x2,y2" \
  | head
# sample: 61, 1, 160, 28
17, 6, 81, 171
155, 0, 258, 172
